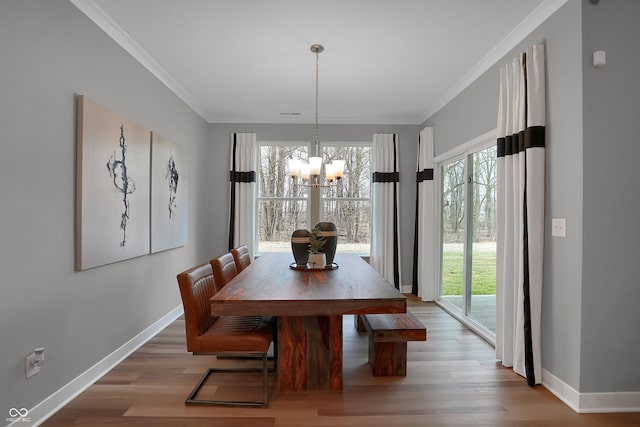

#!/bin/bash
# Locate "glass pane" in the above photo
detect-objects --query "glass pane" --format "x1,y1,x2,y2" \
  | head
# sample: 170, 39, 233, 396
468, 146, 497, 332
323, 200, 371, 253
258, 144, 308, 253
322, 145, 371, 198
440, 159, 465, 311
258, 199, 308, 252
322, 145, 372, 254
259, 145, 308, 198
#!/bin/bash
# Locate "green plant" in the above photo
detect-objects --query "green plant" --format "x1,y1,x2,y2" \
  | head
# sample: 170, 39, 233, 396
309, 228, 326, 254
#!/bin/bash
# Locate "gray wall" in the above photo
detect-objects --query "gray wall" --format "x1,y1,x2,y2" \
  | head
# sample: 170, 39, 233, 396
3, 0, 637, 419
0, 0, 211, 416
208, 123, 420, 283
425, 0, 585, 390
581, 0, 640, 393
426, 0, 640, 394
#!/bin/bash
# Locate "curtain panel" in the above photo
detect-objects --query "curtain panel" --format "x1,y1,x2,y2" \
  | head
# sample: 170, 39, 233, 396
228, 132, 257, 257
371, 133, 401, 288
496, 44, 545, 386
412, 127, 435, 298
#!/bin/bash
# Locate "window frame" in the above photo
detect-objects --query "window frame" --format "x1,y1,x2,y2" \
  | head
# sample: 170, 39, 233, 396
256, 141, 310, 255
321, 141, 372, 256
256, 140, 372, 256
433, 129, 497, 345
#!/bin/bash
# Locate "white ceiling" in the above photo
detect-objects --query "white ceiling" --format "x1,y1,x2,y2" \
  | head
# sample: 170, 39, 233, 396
72, 0, 563, 124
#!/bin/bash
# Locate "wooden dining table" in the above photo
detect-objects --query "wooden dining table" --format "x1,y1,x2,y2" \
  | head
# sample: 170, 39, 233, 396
210, 252, 406, 392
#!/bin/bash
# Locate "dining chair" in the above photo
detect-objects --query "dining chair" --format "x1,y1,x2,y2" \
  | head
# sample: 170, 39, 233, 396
210, 252, 238, 292
210, 252, 278, 362
230, 245, 251, 272
176, 263, 274, 407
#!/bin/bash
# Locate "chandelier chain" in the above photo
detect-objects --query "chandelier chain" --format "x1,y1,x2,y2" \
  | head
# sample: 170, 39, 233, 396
286, 44, 342, 189
314, 48, 320, 157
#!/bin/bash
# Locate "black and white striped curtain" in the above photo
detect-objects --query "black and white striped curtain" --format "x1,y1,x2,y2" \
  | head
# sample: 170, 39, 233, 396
412, 127, 435, 298
371, 133, 400, 288
496, 44, 545, 386
228, 132, 256, 256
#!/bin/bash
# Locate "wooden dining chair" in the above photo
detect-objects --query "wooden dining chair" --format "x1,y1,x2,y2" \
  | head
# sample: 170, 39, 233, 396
231, 245, 252, 273
176, 263, 274, 407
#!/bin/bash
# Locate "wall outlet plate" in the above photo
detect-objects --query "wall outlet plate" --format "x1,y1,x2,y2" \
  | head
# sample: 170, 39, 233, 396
552, 218, 566, 237
26, 353, 39, 378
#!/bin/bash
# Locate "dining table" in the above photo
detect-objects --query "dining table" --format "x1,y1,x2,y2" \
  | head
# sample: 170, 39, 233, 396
210, 252, 407, 392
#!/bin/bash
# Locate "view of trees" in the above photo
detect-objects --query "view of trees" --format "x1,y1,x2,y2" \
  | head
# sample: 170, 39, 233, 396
322, 145, 371, 246
258, 145, 308, 244
258, 144, 371, 251
471, 146, 497, 242
441, 146, 496, 244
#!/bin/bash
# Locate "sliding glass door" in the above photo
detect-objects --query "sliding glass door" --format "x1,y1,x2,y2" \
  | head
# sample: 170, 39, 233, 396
468, 147, 496, 332
439, 144, 496, 336
440, 158, 465, 310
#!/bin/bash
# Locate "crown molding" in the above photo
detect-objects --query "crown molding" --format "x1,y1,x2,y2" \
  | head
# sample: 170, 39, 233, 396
70, 0, 210, 121
421, 0, 569, 123
71, 0, 569, 126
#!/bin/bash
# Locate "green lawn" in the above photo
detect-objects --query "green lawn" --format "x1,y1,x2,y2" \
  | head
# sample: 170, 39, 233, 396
259, 241, 369, 254
442, 243, 496, 296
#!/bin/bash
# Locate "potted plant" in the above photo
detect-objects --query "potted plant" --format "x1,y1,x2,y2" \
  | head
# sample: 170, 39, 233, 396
308, 228, 326, 268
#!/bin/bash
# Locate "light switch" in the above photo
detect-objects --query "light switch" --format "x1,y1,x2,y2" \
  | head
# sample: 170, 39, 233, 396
593, 50, 606, 68
552, 218, 566, 237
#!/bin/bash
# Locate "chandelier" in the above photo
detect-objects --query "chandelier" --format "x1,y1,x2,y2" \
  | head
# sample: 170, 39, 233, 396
288, 44, 345, 188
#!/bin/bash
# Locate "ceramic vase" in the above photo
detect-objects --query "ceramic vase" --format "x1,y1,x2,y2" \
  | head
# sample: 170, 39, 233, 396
314, 221, 337, 266
308, 252, 326, 269
291, 229, 311, 267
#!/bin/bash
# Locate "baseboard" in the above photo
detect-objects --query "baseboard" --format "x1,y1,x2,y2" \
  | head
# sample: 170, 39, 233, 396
13, 305, 184, 427
13, 306, 639, 426
542, 369, 640, 413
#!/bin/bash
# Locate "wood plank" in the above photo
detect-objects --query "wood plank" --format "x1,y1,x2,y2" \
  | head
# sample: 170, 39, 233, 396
41, 296, 640, 427
277, 316, 342, 391
364, 311, 427, 343
210, 253, 405, 392
277, 316, 295, 391
210, 253, 406, 317
370, 341, 407, 376
328, 315, 343, 391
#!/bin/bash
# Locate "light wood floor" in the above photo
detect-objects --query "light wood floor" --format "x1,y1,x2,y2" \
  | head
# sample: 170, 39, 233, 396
43, 295, 640, 426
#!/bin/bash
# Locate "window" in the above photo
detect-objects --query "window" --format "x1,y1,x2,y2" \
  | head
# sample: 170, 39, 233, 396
322, 144, 371, 254
257, 142, 371, 255
437, 134, 496, 340
257, 143, 308, 253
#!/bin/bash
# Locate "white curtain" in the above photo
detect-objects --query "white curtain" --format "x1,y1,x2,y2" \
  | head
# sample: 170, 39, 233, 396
228, 132, 256, 257
412, 127, 435, 299
496, 44, 545, 386
371, 133, 400, 288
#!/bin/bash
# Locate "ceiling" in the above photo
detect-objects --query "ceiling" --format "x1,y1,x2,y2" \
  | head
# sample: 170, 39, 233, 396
72, 0, 561, 125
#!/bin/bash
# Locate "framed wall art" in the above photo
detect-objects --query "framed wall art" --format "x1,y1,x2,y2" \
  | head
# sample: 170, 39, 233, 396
150, 132, 188, 253
76, 95, 150, 270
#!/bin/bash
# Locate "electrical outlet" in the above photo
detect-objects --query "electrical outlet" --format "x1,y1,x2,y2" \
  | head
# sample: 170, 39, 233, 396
552, 218, 566, 237
26, 353, 39, 378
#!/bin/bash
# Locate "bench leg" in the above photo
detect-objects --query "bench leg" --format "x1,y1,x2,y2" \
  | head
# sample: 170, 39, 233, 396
355, 314, 367, 332
368, 339, 408, 376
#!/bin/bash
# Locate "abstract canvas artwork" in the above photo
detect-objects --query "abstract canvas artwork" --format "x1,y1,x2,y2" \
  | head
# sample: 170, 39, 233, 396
76, 95, 150, 270
150, 132, 188, 253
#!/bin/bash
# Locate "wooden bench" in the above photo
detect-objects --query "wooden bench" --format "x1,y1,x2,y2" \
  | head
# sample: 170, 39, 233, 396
356, 311, 427, 376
